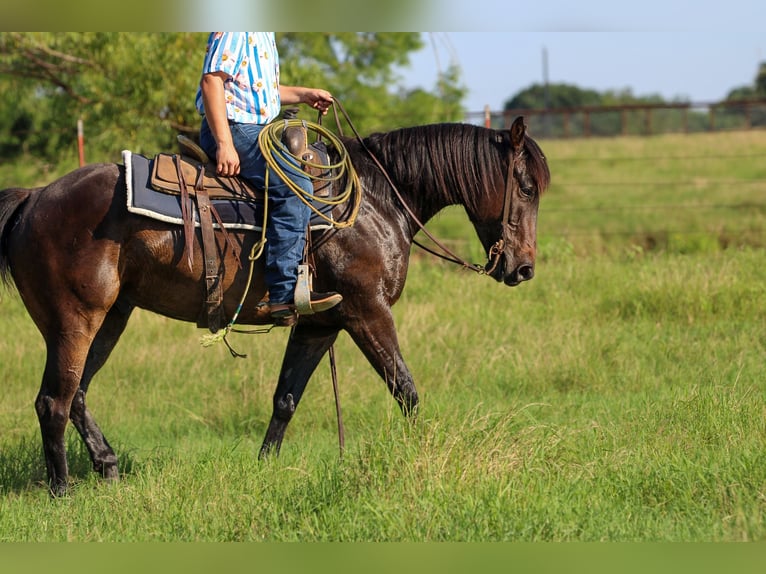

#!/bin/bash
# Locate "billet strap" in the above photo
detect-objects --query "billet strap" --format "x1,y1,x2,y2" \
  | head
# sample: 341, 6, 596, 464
207, 202, 242, 268
172, 153, 228, 332
174, 154, 195, 271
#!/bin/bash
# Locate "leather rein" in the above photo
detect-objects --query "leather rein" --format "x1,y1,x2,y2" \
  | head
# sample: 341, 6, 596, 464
327, 99, 517, 276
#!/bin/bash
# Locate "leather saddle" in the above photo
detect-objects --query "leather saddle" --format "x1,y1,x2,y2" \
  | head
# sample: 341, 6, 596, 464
149, 125, 334, 333
150, 148, 262, 202
154, 120, 332, 203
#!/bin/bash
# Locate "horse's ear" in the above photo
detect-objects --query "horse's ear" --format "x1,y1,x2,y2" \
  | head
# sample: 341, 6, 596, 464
510, 116, 526, 151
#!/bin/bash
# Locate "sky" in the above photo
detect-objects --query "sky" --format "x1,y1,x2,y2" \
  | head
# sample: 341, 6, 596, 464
395, 1, 766, 115
3, 0, 765, 118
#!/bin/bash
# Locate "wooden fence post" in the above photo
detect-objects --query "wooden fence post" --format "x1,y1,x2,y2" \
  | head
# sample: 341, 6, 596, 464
77, 118, 85, 167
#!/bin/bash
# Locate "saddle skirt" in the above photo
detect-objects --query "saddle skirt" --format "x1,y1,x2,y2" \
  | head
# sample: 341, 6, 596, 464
123, 150, 336, 232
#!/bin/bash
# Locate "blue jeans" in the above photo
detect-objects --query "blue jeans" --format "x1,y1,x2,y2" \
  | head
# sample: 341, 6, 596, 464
200, 118, 313, 304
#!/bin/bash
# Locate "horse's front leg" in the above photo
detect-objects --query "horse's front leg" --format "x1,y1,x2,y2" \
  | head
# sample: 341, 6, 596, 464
259, 324, 339, 458
344, 309, 419, 418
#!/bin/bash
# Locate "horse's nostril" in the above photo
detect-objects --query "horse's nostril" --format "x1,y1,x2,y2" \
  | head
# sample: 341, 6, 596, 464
517, 264, 534, 281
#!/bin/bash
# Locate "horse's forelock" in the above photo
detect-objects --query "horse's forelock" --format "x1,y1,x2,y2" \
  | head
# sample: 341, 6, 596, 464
522, 134, 551, 194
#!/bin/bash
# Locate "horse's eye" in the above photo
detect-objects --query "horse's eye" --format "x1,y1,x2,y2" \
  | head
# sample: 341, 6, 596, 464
520, 185, 536, 199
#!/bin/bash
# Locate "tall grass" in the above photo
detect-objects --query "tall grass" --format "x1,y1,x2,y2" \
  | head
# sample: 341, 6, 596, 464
1, 131, 765, 541
1, 247, 764, 541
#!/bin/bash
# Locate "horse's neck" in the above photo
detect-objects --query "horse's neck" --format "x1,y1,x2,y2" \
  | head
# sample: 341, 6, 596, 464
389, 174, 464, 230
356, 127, 484, 235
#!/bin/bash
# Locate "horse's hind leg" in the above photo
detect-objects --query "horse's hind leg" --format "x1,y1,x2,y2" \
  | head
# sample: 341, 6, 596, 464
259, 324, 339, 457
36, 319, 105, 497
69, 300, 134, 481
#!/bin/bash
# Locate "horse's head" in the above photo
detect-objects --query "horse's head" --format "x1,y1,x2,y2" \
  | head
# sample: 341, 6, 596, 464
475, 117, 550, 287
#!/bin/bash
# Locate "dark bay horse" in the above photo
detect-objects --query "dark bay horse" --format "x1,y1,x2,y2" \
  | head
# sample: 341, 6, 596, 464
0, 117, 549, 496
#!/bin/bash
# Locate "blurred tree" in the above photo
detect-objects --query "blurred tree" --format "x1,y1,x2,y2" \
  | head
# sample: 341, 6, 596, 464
0, 32, 467, 164
504, 82, 692, 137
726, 61, 766, 99
504, 82, 603, 110
757, 62, 766, 95
391, 65, 465, 128
0, 32, 205, 160
724, 61, 766, 127
277, 32, 465, 133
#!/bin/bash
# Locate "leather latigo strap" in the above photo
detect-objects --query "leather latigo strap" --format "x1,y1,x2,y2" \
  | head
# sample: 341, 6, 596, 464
170, 154, 231, 333
195, 186, 224, 333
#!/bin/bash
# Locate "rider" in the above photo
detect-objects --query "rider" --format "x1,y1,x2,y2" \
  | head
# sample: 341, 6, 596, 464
195, 32, 342, 320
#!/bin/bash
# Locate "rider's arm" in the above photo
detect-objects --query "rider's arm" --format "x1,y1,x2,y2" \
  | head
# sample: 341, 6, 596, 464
200, 71, 240, 177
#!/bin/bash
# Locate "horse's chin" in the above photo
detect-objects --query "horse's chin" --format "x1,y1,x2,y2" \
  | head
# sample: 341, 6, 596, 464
487, 268, 519, 286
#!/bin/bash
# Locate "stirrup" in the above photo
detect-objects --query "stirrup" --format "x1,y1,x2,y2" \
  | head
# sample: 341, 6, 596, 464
294, 264, 314, 315
293, 265, 343, 315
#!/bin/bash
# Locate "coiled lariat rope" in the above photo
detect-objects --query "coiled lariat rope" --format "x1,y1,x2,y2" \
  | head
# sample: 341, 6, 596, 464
200, 101, 362, 353
258, 116, 362, 227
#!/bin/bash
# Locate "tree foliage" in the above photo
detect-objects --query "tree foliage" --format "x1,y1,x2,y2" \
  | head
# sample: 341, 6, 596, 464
504, 62, 766, 137
719, 61, 766, 129
503, 82, 672, 136
0, 32, 466, 165
0, 32, 206, 160
277, 32, 465, 133
505, 82, 603, 110
726, 61, 766, 100
504, 81, 671, 111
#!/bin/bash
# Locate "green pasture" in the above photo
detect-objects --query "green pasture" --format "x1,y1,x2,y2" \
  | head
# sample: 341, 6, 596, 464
0, 130, 764, 541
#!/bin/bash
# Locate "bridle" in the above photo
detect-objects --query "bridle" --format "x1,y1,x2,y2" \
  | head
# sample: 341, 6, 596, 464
387, 136, 518, 276
411, 152, 517, 276
326, 99, 520, 277
483, 140, 520, 276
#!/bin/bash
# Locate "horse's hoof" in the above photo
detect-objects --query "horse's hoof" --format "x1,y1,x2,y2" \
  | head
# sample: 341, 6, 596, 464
102, 465, 119, 481
48, 481, 69, 498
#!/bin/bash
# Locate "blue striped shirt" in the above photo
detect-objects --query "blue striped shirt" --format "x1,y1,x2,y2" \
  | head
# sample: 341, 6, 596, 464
195, 32, 281, 124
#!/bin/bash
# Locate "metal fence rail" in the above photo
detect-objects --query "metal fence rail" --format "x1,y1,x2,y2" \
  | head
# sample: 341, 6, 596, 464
466, 99, 766, 138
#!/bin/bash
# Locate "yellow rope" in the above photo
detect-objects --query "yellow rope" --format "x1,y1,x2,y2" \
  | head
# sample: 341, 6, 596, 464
257, 118, 362, 227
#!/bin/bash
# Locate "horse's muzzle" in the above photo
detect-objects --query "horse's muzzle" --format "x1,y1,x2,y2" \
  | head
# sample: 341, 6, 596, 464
485, 258, 535, 286
504, 262, 535, 286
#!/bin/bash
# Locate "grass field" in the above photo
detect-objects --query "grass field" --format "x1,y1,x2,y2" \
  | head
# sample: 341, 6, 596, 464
0, 130, 764, 541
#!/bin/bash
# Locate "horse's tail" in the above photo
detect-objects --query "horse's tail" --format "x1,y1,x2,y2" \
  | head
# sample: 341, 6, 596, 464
0, 187, 33, 286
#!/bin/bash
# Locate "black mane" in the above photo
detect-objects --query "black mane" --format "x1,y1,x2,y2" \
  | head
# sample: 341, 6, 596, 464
353, 122, 550, 215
